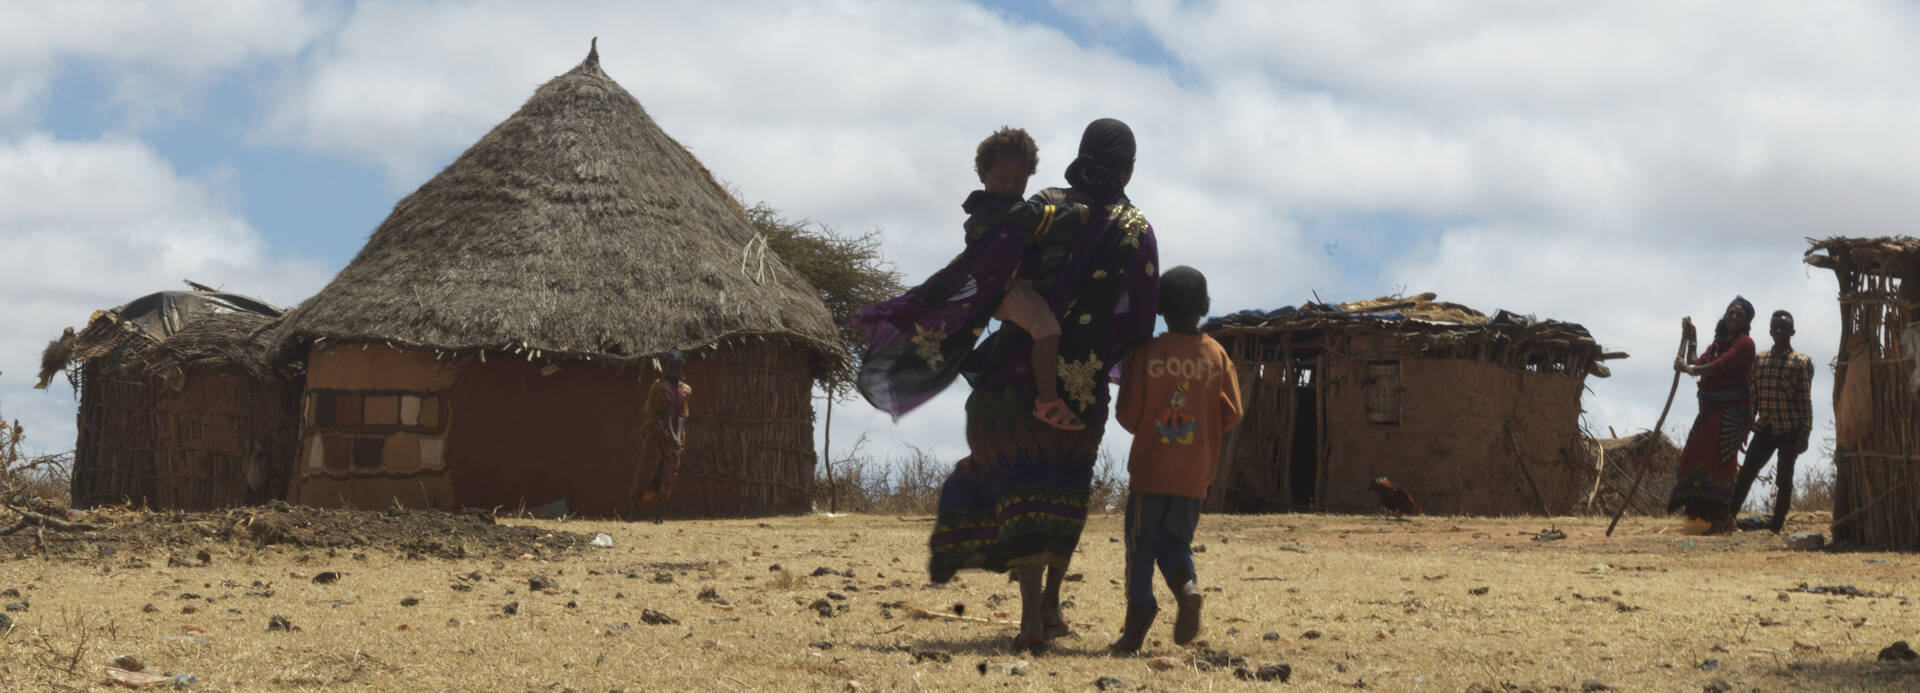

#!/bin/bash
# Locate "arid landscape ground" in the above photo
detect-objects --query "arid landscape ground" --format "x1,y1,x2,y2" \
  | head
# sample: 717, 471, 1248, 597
1, 506, 1916, 691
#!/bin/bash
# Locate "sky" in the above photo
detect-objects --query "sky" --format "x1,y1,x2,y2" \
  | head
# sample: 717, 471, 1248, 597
6, 1, 1916, 504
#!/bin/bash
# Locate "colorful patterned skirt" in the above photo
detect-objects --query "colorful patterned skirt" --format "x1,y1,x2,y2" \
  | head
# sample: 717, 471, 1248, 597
1667, 394, 1752, 523
928, 386, 1103, 582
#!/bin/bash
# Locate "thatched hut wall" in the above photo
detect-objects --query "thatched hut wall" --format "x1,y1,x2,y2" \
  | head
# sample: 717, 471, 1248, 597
1318, 354, 1587, 515
1806, 237, 1920, 550
1205, 293, 1614, 516
72, 362, 301, 510
292, 341, 813, 517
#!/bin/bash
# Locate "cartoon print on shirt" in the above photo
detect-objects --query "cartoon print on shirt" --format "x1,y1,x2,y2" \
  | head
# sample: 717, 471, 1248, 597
1155, 381, 1197, 444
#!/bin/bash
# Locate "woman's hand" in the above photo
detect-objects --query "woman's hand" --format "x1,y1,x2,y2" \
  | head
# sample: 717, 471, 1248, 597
1673, 357, 1689, 374
1680, 316, 1696, 343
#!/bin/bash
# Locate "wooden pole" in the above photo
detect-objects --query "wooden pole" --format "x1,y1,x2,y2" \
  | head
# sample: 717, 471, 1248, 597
1608, 325, 1693, 537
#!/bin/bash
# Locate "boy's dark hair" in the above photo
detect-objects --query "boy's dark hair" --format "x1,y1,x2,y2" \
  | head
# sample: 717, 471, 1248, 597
663, 348, 685, 364
1158, 265, 1210, 318
1772, 310, 1795, 332
974, 127, 1039, 180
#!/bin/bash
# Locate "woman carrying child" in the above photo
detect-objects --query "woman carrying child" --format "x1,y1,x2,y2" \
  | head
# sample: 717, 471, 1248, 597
920, 118, 1160, 653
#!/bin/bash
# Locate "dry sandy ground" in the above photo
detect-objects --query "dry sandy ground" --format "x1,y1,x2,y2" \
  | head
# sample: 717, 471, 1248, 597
1, 510, 1916, 691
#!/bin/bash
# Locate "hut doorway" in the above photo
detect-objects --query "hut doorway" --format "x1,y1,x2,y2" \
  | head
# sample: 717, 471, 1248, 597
1286, 371, 1320, 509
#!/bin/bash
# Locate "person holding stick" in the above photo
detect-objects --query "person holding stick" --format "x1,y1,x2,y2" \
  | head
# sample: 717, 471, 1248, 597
1667, 297, 1757, 535
1731, 310, 1814, 532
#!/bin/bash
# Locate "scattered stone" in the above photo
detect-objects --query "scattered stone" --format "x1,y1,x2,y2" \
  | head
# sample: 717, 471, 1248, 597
1094, 675, 1128, 690
266, 614, 292, 632
1194, 648, 1247, 671
912, 651, 952, 664
1702, 680, 1731, 693
1877, 641, 1918, 662
1699, 658, 1719, 671
591, 533, 614, 548
400, 597, 420, 607
195, 550, 212, 564
1234, 664, 1291, 682
449, 583, 473, 592
0, 588, 16, 599
984, 660, 1030, 676
1790, 583, 1889, 598
1467, 685, 1495, 693
1784, 533, 1825, 551
3, 600, 26, 613
769, 564, 783, 572
810, 640, 834, 650
698, 586, 724, 603
826, 592, 848, 601
97, 544, 117, 558
142, 603, 157, 613
529, 574, 555, 592
1145, 657, 1180, 672
0, 613, 10, 632
502, 602, 519, 616
1582, 680, 1611, 691
1469, 587, 1490, 596
312, 572, 342, 585
651, 573, 674, 584
952, 603, 966, 616
1263, 631, 1281, 641
1193, 545, 1207, 553
1303, 630, 1323, 639
640, 609, 678, 625
811, 567, 841, 577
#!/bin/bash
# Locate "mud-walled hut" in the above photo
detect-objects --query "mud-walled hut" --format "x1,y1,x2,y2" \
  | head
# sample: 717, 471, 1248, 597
271, 43, 840, 518
1805, 238, 1920, 550
1202, 293, 1624, 515
35, 288, 299, 510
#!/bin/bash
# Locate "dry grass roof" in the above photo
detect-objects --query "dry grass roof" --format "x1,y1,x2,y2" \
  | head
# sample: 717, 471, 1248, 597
273, 41, 840, 366
1206, 291, 1621, 377
37, 290, 289, 390
1804, 236, 1920, 275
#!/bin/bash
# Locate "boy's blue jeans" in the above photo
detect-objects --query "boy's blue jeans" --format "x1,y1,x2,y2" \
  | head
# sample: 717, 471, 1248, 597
1123, 491, 1202, 608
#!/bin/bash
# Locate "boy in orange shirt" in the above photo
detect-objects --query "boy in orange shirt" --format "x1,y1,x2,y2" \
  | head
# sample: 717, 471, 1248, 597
1109, 266, 1242, 653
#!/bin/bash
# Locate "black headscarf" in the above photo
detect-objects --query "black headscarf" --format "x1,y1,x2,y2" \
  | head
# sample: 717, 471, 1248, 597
1064, 118, 1135, 202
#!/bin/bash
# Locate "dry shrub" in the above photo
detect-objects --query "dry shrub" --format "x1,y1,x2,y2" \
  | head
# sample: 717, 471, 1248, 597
815, 442, 1127, 516
1, 407, 74, 512
1795, 464, 1838, 512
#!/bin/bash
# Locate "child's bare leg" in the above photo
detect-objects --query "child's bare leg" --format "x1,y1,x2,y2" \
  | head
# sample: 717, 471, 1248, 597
1032, 334, 1063, 404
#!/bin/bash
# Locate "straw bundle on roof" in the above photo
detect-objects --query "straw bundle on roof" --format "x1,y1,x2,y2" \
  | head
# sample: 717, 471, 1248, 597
274, 41, 840, 366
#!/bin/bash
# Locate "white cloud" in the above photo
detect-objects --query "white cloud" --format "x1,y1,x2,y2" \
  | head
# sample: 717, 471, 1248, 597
0, 0, 326, 129
238, 1, 1920, 488
0, 134, 331, 454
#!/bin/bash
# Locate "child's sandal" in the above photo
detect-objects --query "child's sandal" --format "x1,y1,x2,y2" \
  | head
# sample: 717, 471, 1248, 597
1033, 399, 1085, 431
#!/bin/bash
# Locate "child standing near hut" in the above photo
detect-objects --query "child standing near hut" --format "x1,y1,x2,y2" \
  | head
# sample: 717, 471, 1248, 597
1109, 266, 1243, 653
628, 349, 691, 524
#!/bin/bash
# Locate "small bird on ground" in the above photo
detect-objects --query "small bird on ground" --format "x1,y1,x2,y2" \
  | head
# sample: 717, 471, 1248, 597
1367, 476, 1423, 516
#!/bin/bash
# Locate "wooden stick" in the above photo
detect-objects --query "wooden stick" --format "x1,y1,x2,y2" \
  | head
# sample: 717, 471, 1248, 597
1609, 327, 1692, 537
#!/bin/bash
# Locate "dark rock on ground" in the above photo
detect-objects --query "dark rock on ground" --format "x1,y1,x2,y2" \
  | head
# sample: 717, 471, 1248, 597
529, 574, 555, 592
400, 597, 420, 607
266, 614, 292, 632
502, 602, 519, 616
1234, 664, 1291, 682
312, 571, 342, 584
1094, 675, 1128, 690
640, 609, 678, 625
1878, 641, 1918, 662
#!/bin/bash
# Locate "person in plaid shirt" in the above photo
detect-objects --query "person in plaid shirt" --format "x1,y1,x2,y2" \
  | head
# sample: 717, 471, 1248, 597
1732, 310, 1814, 532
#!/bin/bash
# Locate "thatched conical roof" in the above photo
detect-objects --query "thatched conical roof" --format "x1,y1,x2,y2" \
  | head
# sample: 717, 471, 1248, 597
276, 41, 840, 365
